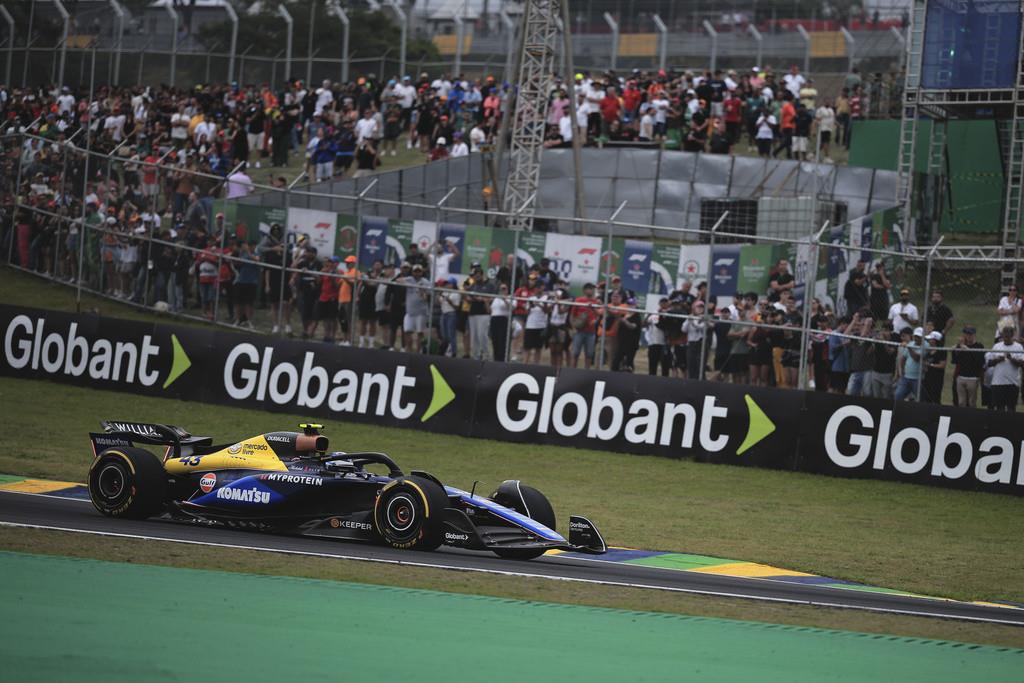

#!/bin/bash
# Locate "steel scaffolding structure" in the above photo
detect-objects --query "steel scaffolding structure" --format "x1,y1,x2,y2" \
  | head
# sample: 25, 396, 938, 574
898, 0, 1024, 293
502, 0, 562, 230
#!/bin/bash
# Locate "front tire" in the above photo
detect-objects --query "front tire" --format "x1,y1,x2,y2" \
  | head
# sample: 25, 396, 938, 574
490, 481, 556, 560
88, 447, 167, 519
373, 475, 448, 551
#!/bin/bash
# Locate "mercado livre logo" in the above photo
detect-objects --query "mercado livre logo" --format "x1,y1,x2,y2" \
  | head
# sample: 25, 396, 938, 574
2, 314, 192, 389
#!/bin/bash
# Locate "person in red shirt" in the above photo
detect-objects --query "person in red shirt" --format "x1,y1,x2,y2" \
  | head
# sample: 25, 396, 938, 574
570, 283, 601, 369
599, 87, 622, 137
621, 81, 644, 122
773, 93, 797, 159
512, 273, 535, 358
722, 90, 743, 145
317, 256, 341, 343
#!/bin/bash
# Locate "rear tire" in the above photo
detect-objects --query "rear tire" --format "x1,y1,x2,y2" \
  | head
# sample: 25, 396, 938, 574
490, 481, 556, 560
373, 475, 448, 551
88, 447, 167, 519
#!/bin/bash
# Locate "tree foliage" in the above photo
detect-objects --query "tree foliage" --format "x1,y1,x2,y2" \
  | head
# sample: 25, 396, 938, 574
197, 2, 438, 66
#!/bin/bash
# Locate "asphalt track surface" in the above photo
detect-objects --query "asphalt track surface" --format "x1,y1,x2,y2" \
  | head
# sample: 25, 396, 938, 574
3, 490, 1022, 627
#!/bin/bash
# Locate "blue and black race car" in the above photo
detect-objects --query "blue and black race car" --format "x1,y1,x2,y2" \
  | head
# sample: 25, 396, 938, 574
87, 421, 606, 559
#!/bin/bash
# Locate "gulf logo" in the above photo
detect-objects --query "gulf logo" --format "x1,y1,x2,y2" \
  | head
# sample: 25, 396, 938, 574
199, 473, 217, 494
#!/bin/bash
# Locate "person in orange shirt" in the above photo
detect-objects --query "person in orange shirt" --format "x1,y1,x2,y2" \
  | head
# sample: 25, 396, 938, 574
337, 255, 359, 346
773, 92, 796, 159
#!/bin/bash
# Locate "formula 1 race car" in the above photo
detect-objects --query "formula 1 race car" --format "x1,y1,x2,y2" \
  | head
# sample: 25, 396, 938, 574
87, 421, 606, 559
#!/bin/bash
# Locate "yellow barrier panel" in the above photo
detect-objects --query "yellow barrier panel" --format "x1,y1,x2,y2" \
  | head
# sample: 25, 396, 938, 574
433, 34, 473, 56
810, 31, 846, 58
618, 33, 657, 58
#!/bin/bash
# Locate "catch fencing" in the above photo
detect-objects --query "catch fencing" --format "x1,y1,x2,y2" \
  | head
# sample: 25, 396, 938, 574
1, 129, 1020, 408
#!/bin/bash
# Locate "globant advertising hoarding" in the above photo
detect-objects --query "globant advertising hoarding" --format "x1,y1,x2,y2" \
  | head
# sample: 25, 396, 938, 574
2, 305, 1018, 496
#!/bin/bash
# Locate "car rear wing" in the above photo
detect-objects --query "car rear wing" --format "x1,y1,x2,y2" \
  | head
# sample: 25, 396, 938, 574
92, 420, 195, 459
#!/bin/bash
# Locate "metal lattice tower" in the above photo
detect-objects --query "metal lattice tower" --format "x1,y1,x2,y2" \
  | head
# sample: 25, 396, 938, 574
502, 0, 562, 230
898, 0, 1024, 290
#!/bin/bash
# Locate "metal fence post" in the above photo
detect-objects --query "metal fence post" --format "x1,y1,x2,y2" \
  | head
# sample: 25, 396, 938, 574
431, 186, 457, 355
652, 14, 667, 72
747, 24, 763, 68
278, 5, 294, 81
798, 221, 831, 390
796, 24, 811, 75
453, 11, 465, 76
0, 5, 12, 87
604, 13, 619, 72
164, 4, 179, 86
307, 0, 317, 86
598, 201, 627, 369
500, 6, 516, 84
328, 1, 351, 83
702, 20, 718, 73
75, 43, 98, 313
840, 26, 855, 74
386, 0, 407, 80
108, 0, 125, 85
351, 178, 378, 342
917, 236, 944, 401
224, 1, 239, 84
699, 211, 729, 382
52, 0, 69, 86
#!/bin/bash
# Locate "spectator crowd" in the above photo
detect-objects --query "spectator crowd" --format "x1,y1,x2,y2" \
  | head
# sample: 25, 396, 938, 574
0, 66, 1019, 411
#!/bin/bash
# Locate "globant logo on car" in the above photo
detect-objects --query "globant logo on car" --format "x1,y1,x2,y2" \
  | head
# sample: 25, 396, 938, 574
824, 405, 1024, 487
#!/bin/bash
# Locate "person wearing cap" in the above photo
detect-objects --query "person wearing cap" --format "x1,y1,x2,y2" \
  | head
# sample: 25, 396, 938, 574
467, 262, 496, 361
316, 257, 342, 343
401, 263, 430, 352
985, 326, 1024, 411
337, 255, 360, 346
888, 287, 919, 335
894, 326, 929, 401
952, 326, 985, 407
437, 277, 461, 357
356, 259, 383, 348
429, 136, 449, 162
922, 330, 947, 403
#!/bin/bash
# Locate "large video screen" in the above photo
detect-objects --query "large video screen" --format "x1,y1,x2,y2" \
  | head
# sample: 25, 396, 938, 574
921, 0, 1022, 90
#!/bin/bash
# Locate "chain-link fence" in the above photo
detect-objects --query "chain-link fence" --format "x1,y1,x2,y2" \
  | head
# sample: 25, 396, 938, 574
3, 129, 1022, 410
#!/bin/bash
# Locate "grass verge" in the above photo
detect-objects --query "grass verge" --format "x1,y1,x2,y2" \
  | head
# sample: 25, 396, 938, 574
1, 527, 1020, 648
0, 375, 1021, 605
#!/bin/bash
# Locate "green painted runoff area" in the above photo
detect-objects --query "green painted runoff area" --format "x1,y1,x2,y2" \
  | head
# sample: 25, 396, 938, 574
1, 552, 1021, 681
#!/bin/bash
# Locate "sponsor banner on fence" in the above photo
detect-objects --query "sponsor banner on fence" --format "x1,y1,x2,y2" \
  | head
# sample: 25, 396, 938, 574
545, 233, 603, 287
287, 208, 338, 258
359, 216, 390, 267
677, 244, 710, 288
4, 304, 1019, 496
708, 244, 741, 299
621, 240, 653, 295
650, 242, 680, 296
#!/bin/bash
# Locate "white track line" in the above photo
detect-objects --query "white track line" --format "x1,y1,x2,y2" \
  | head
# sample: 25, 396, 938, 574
2, 521, 1022, 627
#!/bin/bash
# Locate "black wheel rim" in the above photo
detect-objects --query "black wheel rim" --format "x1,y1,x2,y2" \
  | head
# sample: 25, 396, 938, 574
385, 493, 418, 539
97, 462, 128, 503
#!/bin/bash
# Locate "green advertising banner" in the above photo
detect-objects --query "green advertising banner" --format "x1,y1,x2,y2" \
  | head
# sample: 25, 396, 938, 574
389, 219, 415, 265
519, 231, 547, 268
650, 241, 680, 296
336, 214, 360, 260
489, 227, 517, 274
235, 205, 287, 244
737, 244, 775, 296
464, 225, 493, 273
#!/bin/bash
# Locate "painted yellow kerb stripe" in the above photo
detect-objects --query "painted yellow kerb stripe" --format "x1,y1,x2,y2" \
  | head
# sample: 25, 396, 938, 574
689, 562, 817, 578
0, 479, 82, 494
